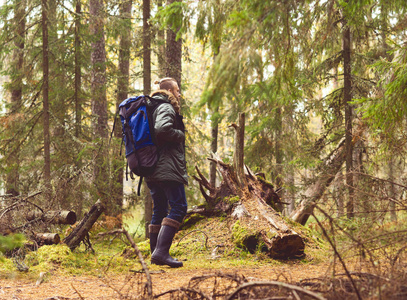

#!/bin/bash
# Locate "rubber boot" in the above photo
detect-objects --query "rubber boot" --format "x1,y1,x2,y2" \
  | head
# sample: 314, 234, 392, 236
148, 224, 161, 254
151, 218, 183, 268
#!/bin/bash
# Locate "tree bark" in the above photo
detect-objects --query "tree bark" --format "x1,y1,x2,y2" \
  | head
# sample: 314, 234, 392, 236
74, 0, 82, 140
111, 0, 132, 221
90, 0, 109, 212
274, 107, 284, 212
209, 106, 219, 188
6, 0, 25, 197
233, 113, 247, 188
343, 13, 354, 219
142, 0, 153, 236
157, 0, 166, 78
64, 200, 105, 250
143, 0, 151, 95
42, 0, 51, 200
73, 0, 84, 218
165, 0, 182, 87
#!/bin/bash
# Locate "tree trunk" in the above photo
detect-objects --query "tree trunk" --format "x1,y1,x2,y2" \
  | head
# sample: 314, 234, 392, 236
90, 0, 109, 212
388, 156, 397, 222
157, 0, 166, 78
343, 14, 354, 219
209, 107, 219, 188
64, 200, 105, 250
274, 107, 284, 212
111, 0, 132, 221
42, 0, 51, 200
165, 0, 182, 87
74, 0, 82, 140
233, 113, 247, 189
290, 125, 365, 225
142, 0, 153, 236
6, 0, 25, 197
73, 0, 83, 218
143, 0, 151, 95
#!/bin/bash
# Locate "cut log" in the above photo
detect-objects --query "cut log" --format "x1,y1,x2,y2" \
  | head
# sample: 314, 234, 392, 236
35, 233, 60, 245
63, 199, 105, 250
27, 210, 77, 225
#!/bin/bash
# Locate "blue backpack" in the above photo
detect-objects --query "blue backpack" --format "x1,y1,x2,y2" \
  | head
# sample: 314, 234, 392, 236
118, 95, 165, 194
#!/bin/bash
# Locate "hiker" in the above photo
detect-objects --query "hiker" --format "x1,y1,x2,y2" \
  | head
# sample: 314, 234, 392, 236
146, 77, 188, 268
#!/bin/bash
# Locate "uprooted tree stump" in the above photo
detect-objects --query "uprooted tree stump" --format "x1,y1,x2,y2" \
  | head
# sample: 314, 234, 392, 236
191, 113, 304, 259
193, 158, 305, 259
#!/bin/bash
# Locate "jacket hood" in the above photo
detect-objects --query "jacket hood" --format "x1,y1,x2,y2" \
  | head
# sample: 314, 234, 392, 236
150, 89, 180, 114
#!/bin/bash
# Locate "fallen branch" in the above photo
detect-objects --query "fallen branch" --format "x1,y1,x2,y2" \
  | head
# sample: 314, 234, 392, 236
226, 280, 327, 300
100, 228, 153, 298
64, 200, 104, 250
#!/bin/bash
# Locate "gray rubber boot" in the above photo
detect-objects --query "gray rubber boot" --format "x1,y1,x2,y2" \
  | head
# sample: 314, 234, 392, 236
151, 218, 183, 268
148, 224, 161, 254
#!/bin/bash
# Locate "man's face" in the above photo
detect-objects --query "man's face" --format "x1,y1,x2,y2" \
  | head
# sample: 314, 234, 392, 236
169, 82, 181, 102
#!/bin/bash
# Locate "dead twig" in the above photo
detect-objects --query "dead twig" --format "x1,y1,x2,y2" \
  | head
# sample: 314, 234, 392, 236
102, 229, 153, 298
0, 191, 43, 220
226, 280, 327, 300
71, 283, 85, 300
154, 287, 210, 299
311, 209, 363, 300
177, 229, 209, 249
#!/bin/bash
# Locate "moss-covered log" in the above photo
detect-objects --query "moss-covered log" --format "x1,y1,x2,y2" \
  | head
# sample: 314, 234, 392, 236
193, 157, 304, 259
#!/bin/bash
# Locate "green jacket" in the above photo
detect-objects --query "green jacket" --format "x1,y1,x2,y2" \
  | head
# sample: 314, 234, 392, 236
145, 90, 188, 185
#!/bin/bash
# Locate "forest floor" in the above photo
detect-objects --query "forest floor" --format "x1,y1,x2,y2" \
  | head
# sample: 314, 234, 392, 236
0, 261, 332, 299
1, 216, 399, 299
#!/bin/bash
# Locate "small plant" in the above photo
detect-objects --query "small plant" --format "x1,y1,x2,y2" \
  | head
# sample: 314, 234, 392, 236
0, 234, 25, 254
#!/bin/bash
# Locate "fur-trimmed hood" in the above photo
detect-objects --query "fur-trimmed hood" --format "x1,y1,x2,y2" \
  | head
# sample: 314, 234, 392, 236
150, 89, 180, 114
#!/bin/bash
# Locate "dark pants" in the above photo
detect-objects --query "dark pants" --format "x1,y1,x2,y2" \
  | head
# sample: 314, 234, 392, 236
147, 181, 187, 224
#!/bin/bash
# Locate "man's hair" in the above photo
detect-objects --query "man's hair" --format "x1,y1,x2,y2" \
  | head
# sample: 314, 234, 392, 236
155, 77, 177, 91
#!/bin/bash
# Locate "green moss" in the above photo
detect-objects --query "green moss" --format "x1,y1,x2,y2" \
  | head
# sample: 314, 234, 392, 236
225, 196, 240, 205
231, 221, 259, 253
182, 213, 206, 229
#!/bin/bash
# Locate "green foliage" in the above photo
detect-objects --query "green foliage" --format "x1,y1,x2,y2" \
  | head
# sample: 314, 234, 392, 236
0, 234, 25, 254
153, 1, 191, 40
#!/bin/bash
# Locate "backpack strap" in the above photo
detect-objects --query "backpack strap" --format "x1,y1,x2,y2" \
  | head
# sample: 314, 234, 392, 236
137, 176, 143, 196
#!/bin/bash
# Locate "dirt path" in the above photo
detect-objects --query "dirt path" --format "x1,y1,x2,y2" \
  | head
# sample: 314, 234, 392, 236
0, 263, 330, 299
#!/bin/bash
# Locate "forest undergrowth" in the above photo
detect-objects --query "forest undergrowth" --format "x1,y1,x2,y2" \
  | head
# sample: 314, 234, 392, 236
1, 213, 407, 299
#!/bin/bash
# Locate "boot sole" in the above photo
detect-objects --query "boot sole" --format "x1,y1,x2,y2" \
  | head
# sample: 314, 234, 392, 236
151, 257, 183, 268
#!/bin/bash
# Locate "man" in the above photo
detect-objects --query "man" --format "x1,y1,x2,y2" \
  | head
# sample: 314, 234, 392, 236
146, 77, 187, 268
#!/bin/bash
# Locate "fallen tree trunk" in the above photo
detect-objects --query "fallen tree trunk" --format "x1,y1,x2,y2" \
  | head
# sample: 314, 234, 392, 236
290, 125, 365, 225
63, 199, 104, 250
192, 112, 304, 258
26, 210, 77, 225
194, 157, 304, 259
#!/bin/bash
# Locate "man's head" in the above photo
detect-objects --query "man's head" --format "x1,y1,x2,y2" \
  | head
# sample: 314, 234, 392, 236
157, 78, 180, 102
